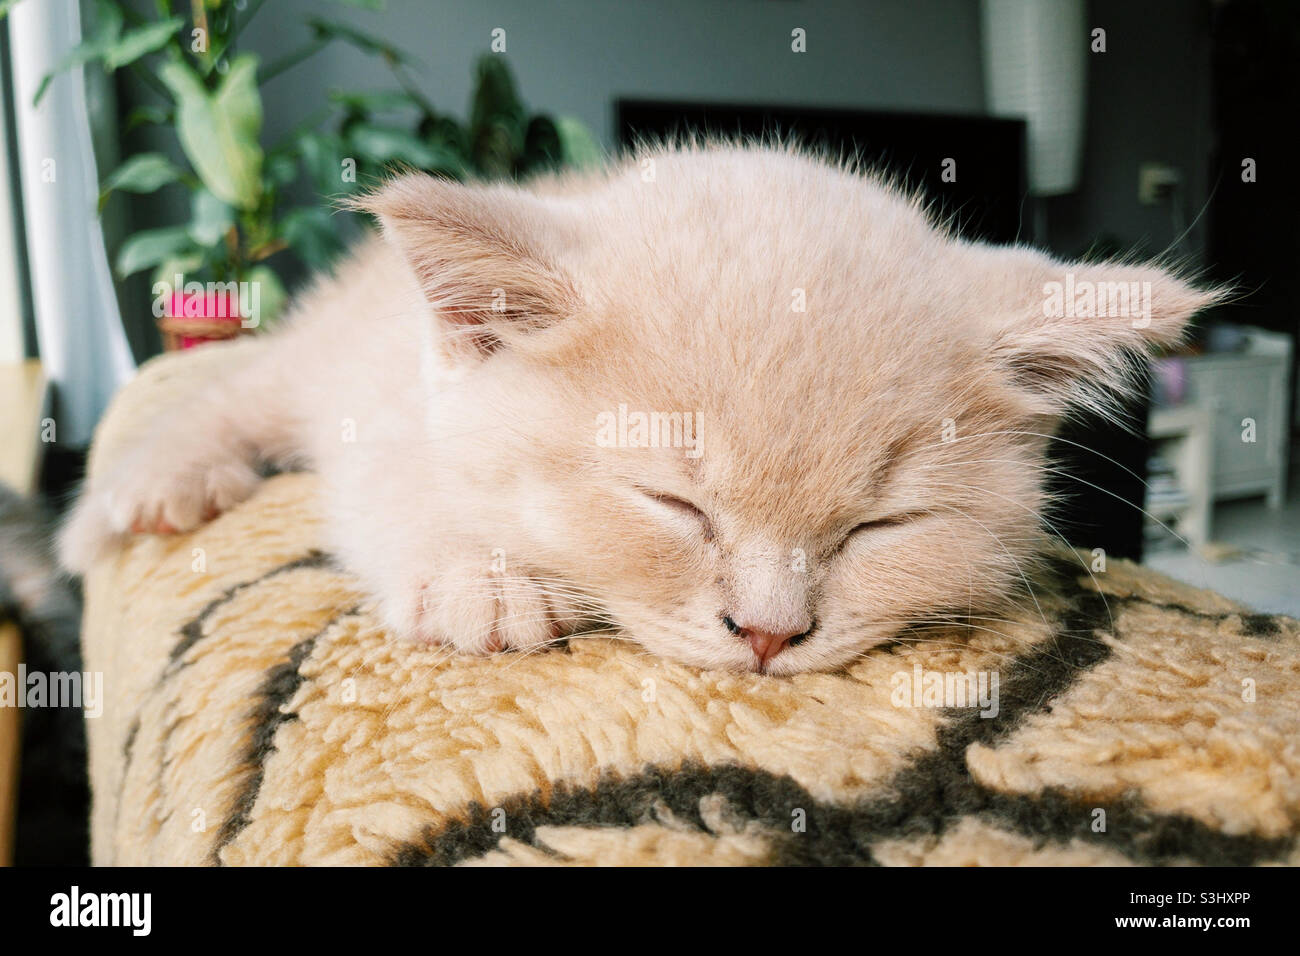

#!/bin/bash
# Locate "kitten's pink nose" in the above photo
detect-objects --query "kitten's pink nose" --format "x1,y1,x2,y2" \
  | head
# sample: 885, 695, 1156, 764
744, 628, 799, 665
724, 615, 809, 666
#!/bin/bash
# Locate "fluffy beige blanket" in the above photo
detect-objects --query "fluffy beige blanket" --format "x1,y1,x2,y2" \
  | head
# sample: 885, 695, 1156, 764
81, 345, 1300, 865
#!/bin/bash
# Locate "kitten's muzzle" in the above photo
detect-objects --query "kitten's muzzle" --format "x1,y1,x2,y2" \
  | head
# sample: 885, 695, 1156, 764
723, 614, 812, 668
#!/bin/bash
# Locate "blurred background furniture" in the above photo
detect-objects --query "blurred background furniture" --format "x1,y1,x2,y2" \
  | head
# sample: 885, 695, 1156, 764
1145, 402, 1215, 550
1182, 326, 1292, 509
0, 358, 48, 866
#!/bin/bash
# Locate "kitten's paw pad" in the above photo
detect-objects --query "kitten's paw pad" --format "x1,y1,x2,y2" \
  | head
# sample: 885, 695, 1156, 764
383, 569, 563, 656
58, 458, 261, 573
105, 458, 261, 536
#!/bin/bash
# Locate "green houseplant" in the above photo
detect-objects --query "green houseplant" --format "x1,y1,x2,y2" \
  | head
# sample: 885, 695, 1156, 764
3, 0, 600, 333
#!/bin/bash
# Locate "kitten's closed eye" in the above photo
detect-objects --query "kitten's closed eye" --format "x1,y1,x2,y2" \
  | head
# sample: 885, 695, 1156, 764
849, 511, 926, 533
834, 510, 928, 555
637, 488, 715, 540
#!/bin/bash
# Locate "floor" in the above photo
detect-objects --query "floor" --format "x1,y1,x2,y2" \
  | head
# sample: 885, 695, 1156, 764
1144, 469, 1300, 617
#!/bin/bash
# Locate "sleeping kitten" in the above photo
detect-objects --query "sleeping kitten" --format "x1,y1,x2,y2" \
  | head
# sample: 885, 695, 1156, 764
58, 144, 1220, 675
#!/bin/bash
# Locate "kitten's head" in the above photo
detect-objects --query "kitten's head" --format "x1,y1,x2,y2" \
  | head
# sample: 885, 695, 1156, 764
362, 145, 1222, 674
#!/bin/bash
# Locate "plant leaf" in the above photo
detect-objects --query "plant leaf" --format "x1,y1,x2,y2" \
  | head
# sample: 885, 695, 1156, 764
99, 153, 184, 210
555, 115, 603, 169
280, 206, 344, 270
307, 17, 415, 65
347, 122, 441, 169
159, 55, 264, 210
522, 115, 562, 174
124, 105, 172, 131
328, 88, 421, 113
420, 113, 468, 156
470, 55, 526, 130
116, 226, 197, 278
468, 55, 527, 176
244, 265, 287, 329
296, 131, 348, 195
103, 16, 184, 70
150, 252, 206, 292
471, 119, 519, 179
417, 142, 467, 180
32, 0, 123, 105
264, 151, 299, 189
188, 188, 236, 248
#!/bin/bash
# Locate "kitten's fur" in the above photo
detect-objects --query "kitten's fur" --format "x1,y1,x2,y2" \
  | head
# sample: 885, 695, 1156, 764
59, 145, 1220, 674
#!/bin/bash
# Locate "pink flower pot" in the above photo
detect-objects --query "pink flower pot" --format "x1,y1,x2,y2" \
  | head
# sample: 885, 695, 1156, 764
160, 289, 246, 351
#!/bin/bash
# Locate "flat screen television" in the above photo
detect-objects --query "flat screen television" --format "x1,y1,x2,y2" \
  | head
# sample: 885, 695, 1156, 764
616, 99, 1028, 243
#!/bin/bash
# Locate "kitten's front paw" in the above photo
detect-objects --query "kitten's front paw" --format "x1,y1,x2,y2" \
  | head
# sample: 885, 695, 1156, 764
58, 454, 261, 573
380, 563, 571, 655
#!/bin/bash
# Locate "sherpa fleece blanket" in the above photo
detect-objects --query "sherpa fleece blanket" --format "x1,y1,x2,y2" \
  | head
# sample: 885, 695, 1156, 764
81, 345, 1300, 866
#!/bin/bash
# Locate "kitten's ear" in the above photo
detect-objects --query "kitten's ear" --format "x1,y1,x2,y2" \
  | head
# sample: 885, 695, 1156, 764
352, 174, 582, 361
977, 247, 1227, 417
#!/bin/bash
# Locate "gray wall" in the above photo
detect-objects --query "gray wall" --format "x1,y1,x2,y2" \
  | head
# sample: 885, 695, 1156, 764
251, 0, 988, 148
1045, 0, 1215, 260
229, 0, 1215, 261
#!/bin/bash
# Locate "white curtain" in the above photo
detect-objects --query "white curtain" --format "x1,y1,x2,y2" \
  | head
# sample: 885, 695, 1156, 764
0, 70, 24, 364
8, 0, 135, 446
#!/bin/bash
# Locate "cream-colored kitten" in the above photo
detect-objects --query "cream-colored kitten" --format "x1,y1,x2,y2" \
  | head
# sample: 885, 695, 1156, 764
59, 144, 1220, 675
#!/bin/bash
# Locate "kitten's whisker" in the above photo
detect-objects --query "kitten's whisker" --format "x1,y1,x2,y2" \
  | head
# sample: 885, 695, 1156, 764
895, 619, 1118, 654
925, 456, 1194, 553
494, 626, 632, 671
924, 477, 1118, 638
912, 503, 980, 642
924, 501, 1056, 647
915, 429, 1148, 487
866, 613, 1117, 676
885, 637, 1050, 671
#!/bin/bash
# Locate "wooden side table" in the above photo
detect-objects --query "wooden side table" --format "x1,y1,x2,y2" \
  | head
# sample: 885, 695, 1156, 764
0, 359, 49, 866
